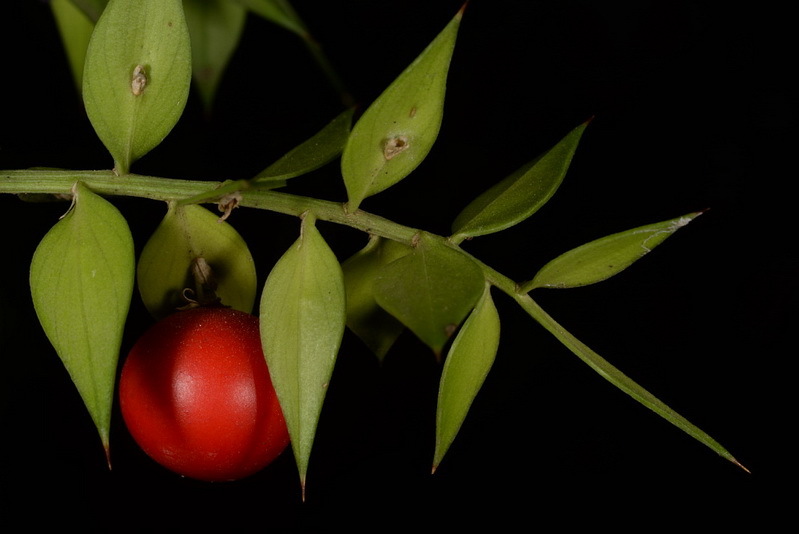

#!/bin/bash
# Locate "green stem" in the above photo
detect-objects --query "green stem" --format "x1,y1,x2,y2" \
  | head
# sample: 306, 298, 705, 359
0, 169, 418, 243
1, 167, 746, 471
438, 239, 748, 471
0, 170, 208, 201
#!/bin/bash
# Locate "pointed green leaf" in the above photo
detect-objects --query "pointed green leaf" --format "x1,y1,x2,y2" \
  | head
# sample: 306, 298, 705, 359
260, 215, 346, 490
342, 236, 410, 361
137, 203, 257, 319
373, 232, 484, 356
451, 120, 589, 240
522, 211, 703, 292
434, 285, 500, 471
519, 294, 747, 471
29, 182, 134, 456
254, 108, 355, 185
233, 0, 307, 36
184, 0, 246, 110
82, 0, 192, 174
341, 7, 463, 211
51, 0, 95, 94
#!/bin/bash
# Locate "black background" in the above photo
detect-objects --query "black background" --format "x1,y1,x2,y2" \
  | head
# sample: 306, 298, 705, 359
1, 0, 793, 530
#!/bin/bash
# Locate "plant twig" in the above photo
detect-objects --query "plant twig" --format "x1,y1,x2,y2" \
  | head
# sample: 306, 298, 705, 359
0, 167, 748, 471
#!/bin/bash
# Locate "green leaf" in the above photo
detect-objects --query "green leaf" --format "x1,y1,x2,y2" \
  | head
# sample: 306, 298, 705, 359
137, 203, 257, 319
341, 7, 463, 211
342, 236, 410, 361
183, 0, 246, 111
29, 182, 134, 458
259, 215, 346, 493
451, 120, 589, 241
254, 108, 355, 185
176, 109, 355, 207
522, 211, 703, 292
518, 294, 747, 471
232, 0, 307, 36
82, 0, 192, 174
51, 0, 95, 94
434, 284, 500, 471
373, 232, 484, 356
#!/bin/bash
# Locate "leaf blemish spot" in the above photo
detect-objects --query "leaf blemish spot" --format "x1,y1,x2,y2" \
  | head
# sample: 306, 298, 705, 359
383, 135, 409, 160
131, 65, 147, 96
639, 216, 695, 252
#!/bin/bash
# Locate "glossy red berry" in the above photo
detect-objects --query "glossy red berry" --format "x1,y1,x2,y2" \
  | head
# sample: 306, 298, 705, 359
119, 307, 289, 481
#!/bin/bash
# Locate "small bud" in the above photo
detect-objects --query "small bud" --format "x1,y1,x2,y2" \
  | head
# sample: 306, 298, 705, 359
131, 65, 147, 96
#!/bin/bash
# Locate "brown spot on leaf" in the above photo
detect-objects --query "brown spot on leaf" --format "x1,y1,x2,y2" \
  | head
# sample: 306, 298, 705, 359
131, 65, 147, 96
383, 135, 409, 160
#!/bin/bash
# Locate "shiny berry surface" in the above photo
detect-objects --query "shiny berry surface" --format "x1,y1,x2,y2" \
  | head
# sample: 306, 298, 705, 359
119, 307, 289, 481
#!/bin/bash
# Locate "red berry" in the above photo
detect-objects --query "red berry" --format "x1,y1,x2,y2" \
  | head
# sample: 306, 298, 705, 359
119, 307, 289, 481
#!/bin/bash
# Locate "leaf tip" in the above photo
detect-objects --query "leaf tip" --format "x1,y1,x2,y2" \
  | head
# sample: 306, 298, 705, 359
730, 457, 751, 474
104, 442, 112, 471
670, 209, 705, 231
